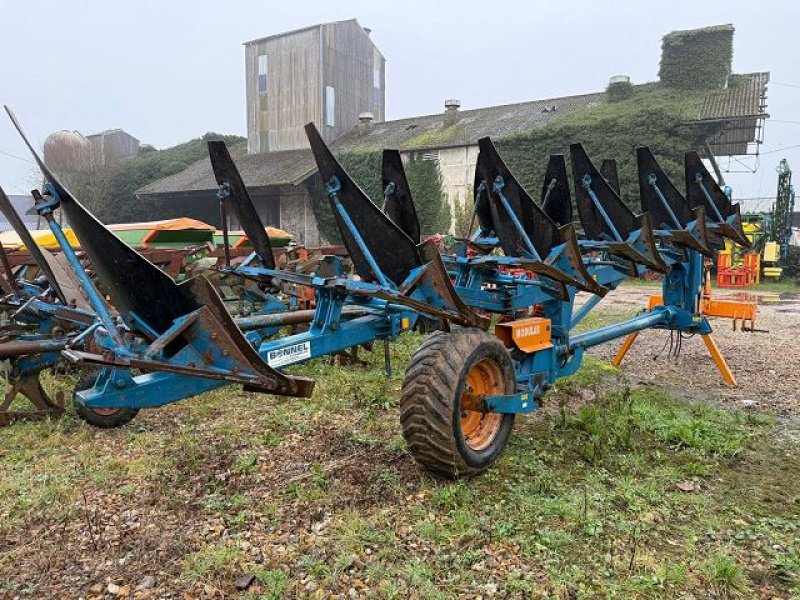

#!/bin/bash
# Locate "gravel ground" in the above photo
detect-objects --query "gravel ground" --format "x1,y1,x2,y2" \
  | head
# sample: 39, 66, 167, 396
583, 285, 800, 418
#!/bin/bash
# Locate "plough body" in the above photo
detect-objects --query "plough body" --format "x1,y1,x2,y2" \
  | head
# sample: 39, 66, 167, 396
2, 105, 757, 476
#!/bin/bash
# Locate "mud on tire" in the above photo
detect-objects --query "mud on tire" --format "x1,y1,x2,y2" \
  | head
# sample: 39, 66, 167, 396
400, 328, 515, 478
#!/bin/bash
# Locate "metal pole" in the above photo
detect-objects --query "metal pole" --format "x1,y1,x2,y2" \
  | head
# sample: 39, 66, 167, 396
648, 176, 682, 230
234, 307, 366, 331
39, 186, 122, 344
494, 178, 540, 260
703, 142, 725, 187
566, 307, 673, 352
219, 199, 231, 268
582, 175, 623, 242
695, 178, 725, 223
331, 195, 392, 289
570, 293, 604, 331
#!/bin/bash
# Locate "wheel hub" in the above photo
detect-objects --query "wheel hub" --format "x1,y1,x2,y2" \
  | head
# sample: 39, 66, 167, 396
459, 358, 503, 451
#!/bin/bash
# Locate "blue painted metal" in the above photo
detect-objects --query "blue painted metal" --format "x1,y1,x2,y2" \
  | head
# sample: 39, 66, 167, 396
39, 184, 121, 344
568, 308, 673, 351
484, 390, 539, 414
569, 293, 604, 331
10, 125, 733, 427
493, 176, 540, 260
582, 174, 623, 242
326, 175, 393, 289
648, 174, 682, 229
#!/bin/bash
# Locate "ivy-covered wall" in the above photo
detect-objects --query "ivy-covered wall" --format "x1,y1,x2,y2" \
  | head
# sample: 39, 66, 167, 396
310, 84, 719, 240
496, 85, 715, 212
658, 24, 734, 90
308, 149, 450, 243
403, 154, 451, 235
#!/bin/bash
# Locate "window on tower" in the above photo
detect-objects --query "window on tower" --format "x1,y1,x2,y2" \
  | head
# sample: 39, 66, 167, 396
258, 54, 268, 95
325, 86, 335, 127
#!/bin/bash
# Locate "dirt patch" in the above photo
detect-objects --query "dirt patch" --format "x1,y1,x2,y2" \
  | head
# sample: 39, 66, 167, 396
585, 286, 800, 417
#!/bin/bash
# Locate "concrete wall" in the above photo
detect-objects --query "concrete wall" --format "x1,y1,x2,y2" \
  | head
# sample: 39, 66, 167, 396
437, 145, 479, 231
278, 185, 320, 247
401, 146, 477, 233
87, 129, 140, 166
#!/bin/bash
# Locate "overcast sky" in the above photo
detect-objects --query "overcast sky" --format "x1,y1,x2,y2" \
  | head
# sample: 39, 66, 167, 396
1, 0, 798, 203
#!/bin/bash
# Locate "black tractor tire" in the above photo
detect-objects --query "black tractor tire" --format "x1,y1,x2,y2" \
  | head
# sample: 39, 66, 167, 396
400, 328, 516, 478
73, 371, 139, 429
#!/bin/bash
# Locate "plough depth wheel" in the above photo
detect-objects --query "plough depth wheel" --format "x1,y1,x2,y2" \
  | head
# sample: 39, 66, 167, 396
73, 371, 138, 428
400, 329, 515, 478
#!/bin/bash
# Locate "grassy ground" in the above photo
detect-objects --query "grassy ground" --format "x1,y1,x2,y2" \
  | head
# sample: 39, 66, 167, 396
1, 333, 799, 599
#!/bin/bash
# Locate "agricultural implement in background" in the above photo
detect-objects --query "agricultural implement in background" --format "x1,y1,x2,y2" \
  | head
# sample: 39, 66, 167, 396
0, 187, 97, 425
3, 106, 755, 477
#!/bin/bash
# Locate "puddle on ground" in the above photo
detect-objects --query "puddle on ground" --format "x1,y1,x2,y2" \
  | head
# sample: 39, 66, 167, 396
756, 291, 800, 314
720, 291, 800, 314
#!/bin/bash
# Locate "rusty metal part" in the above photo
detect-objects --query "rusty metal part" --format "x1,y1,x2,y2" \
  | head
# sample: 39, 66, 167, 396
0, 240, 19, 294
606, 214, 669, 274
0, 338, 68, 359
412, 241, 490, 330
234, 307, 367, 331
0, 373, 64, 426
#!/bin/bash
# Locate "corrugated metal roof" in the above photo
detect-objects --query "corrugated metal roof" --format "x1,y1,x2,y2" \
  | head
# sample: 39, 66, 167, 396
698, 72, 769, 156
333, 92, 606, 152
698, 72, 769, 121
138, 73, 770, 198
136, 146, 316, 196
137, 92, 605, 197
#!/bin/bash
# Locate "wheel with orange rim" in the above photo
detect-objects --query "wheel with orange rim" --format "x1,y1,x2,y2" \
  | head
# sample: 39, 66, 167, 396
400, 328, 515, 478
73, 371, 139, 428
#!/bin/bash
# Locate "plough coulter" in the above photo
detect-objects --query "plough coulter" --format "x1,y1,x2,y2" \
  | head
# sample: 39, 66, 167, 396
2, 106, 755, 477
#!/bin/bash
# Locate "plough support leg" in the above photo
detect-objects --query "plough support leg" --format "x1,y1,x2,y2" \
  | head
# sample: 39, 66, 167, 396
701, 334, 736, 387
611, 332, 639, 367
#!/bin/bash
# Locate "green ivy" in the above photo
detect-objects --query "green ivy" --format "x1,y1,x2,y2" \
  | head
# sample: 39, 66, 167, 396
307, 149, 383, 244
658, 25, 734, 90
495, 85, 716, 211
404, 154, 450, 235
63, 133, 245, 223
308, 149, 449, 242
606, 80, 633, 102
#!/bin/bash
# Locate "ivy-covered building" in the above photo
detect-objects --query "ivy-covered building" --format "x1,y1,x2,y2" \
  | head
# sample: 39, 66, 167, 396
136, 22, 769, 244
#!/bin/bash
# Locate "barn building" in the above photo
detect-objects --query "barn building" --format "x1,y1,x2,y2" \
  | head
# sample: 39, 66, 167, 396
87, 129, 140, 166
136, 21, 770, 245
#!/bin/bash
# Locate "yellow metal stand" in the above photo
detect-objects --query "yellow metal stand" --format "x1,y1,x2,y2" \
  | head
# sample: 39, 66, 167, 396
611, 331, 736, 387
701, 334, 736, 387
611, 332, 638, 367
